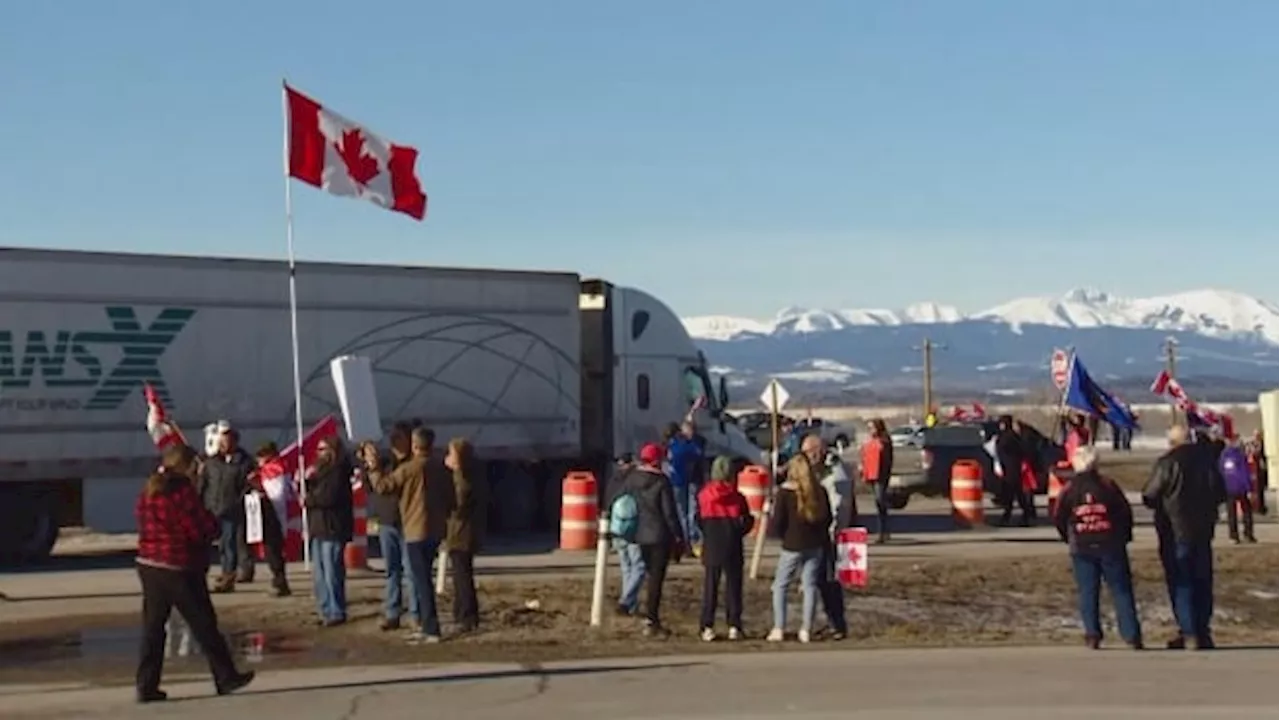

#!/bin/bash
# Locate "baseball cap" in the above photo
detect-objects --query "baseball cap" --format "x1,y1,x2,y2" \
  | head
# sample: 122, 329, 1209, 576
638, 442, 663, 466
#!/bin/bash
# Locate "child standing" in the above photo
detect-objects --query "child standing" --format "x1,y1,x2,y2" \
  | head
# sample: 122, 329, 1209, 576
696, 456, 754, 641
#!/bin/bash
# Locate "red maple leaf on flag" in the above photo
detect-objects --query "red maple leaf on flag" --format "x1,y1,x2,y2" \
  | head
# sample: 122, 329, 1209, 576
847, 545, 863, 565
333, 129, 380, 186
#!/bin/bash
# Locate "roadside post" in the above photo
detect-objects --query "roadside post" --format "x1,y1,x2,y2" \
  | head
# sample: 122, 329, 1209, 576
749, 379, 790, 580
589, 516, 610, 627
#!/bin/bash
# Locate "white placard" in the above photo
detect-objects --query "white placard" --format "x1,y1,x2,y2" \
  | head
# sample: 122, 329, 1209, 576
330, 355, 383, 443
1259, 389, 1280, 456
244, 492, 264, 545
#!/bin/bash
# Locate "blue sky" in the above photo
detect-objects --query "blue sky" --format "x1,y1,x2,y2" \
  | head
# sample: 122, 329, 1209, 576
1, 1, 1275, 318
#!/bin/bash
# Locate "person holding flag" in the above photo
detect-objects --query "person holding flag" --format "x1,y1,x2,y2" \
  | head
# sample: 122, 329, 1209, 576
1061, 353, 1139, 436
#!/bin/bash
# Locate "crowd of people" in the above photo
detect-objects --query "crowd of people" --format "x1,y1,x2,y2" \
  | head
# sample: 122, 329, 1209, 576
131, 419, 486, 703
129, 408, 1270, 704
603, 430, 853, 642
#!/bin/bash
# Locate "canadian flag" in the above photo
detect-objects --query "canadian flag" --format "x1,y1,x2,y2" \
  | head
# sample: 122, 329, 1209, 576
1150, 370, 1235, 438
142, 383, 186, 451
286, 86, 427, 221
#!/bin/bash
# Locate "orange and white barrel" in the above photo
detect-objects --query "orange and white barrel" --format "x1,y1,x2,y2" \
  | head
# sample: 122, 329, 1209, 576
560, 472, 598, 550
737, 465, 770, 536
950, 459, 985, 528
344, 470, 369, 570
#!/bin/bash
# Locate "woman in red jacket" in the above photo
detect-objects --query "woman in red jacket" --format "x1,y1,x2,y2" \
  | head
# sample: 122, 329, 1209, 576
135, 444, 254, 704
860, 419, 894, 544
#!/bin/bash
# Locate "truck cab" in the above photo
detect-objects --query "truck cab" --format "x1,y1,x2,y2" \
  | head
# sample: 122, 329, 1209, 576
579, 280, 763, 472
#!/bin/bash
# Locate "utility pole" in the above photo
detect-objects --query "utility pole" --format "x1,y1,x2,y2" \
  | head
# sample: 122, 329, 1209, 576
913, 338, 946, 421
1164, 337, 1184, 429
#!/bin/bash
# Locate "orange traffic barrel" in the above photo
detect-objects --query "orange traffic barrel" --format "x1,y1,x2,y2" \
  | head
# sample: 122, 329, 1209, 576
1047, 460, 1070, 518
737, 465, 771, 536
560, 471, 599, 550
344, 472, 370, 570
950, 459, 985, 528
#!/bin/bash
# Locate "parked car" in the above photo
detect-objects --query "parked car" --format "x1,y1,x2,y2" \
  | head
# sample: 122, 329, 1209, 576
735, 411, 796, 451
795, 417, 855, 451
888, 424, 925, 448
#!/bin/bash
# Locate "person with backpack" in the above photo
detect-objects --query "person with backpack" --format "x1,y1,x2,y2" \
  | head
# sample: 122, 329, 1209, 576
768, 434, 834, 643
606, 454, 645, 617
606, 442, 685, 637
1219, 434, 1256, 544
696, 456, 754, 641
1053, 445, 1142, 650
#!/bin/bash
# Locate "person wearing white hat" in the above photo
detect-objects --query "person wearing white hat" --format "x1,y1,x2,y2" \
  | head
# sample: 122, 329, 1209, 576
199, 421, 256, 593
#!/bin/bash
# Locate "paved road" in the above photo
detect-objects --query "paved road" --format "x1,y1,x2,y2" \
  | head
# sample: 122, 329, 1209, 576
3, 646, 1275, 719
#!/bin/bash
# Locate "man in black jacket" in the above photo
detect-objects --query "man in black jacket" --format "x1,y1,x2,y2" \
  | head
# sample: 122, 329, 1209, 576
305, 436, 355, 626
606, 442, 684, 637
995, 415, 1034, 526
1054, 445, 1141, 650
199, 424, 256, 593
1142, 425, 1226, 650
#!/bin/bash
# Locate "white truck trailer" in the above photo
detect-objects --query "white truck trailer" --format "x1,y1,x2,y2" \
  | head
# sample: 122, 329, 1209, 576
0, 248, 762, 563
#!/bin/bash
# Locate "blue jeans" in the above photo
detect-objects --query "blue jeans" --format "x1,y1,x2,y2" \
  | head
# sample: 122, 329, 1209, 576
378, 525, 420, 623
1071, 549, 1142, 644
309, 538, 347, 621
614, 540, 646, 612
1171, 540, 1215, 642
217, 516, 240, 575
405, 538, 442, 637
674, 484, 701, 544
772, 547, 823, 632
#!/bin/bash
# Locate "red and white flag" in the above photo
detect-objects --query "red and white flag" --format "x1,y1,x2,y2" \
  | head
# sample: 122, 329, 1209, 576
835, 527, 869, 588
142, 383, 185, 451
1150, 370, 1235, 438
286, 86, 427, 221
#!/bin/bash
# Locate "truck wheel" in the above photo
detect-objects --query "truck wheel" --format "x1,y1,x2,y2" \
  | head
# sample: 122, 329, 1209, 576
886, 493, 910, 511
0, 486, 59, 566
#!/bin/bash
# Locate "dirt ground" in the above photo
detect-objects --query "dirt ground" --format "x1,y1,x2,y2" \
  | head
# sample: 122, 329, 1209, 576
2, 545, 1274, 687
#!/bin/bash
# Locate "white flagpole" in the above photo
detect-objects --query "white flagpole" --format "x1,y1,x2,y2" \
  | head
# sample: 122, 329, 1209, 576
282, 80, 311, 570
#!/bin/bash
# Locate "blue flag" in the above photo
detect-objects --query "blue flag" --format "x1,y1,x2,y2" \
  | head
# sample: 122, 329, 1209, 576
1063, 354, 1139, 430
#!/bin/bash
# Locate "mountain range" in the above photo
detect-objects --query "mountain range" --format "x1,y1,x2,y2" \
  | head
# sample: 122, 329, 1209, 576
684, 288, 1279, 405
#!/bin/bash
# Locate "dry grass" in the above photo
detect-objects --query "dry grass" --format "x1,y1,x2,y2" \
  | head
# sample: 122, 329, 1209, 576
2, 546, 1272, 686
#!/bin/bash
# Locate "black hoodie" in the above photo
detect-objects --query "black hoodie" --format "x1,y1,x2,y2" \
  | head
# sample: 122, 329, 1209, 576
1053, 469, 1133, 555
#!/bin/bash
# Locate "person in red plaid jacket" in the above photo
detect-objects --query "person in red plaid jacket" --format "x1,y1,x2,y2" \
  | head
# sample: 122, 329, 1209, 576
134, 444, 255, 704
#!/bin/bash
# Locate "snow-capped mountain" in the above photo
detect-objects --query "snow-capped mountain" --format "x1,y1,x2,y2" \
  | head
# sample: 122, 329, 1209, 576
685, 288, 1279, 403
685, 288, 1279, 345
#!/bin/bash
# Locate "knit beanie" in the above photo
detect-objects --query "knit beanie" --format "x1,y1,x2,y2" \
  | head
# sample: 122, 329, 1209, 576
711, 455, 733, 482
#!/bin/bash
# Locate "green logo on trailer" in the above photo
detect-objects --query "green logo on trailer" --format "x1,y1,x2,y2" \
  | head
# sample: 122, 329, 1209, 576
0, 306, 196, 411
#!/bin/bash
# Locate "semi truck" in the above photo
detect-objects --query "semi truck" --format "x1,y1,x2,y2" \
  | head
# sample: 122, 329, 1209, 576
0, 247, 763, 564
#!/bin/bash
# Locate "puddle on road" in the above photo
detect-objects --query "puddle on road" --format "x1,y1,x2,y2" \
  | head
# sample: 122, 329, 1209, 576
0, 617, 337, 670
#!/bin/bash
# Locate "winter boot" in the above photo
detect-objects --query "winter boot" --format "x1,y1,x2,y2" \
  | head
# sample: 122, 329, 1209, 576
270, 574, 291, 597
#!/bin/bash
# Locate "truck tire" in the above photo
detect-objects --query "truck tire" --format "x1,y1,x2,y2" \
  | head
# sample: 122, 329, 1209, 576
0, 485, 59, 566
